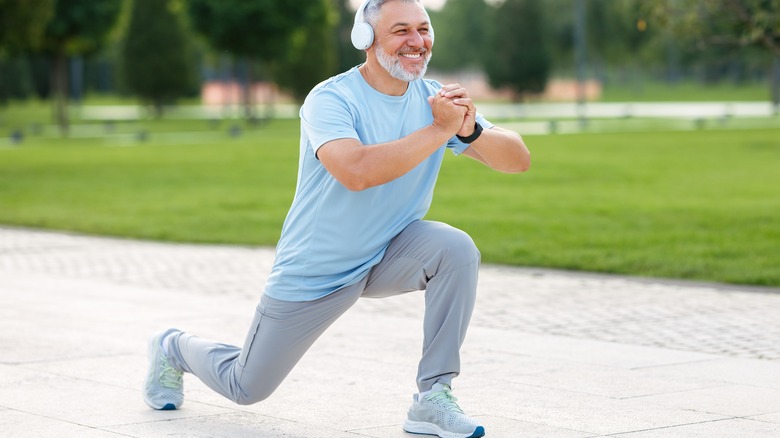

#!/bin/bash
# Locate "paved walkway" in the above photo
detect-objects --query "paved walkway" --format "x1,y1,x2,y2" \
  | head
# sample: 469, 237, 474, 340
1, 226, 779, 437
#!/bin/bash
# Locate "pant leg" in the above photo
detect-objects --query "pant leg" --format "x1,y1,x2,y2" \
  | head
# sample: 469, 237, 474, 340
362, 220, 480, 392
167, 279, 365, 405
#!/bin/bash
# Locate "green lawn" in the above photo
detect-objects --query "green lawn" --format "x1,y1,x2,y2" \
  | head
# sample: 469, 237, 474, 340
432, 129, 780, 286
1, 116, 778, 287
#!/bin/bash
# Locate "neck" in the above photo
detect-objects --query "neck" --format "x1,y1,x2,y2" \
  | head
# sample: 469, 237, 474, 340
359, 58, 409, 96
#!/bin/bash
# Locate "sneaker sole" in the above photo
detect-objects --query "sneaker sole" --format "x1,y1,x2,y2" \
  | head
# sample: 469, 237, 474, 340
403, 419, 485, 438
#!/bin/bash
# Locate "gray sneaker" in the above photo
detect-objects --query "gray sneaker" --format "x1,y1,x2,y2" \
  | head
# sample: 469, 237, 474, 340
403, 383, 485, 438
143, 329, 183, 410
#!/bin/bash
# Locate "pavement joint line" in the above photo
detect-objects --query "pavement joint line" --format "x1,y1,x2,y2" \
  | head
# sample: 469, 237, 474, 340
627, 357, 722, 371
602, 417, 740, 436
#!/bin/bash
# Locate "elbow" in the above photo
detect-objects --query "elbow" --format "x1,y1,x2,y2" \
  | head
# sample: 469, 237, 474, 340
514, 153, 531, 173
501, 133, 531, 174
503, 146, 531, 174
337, 166, 376, 192
341, 178, 372, 192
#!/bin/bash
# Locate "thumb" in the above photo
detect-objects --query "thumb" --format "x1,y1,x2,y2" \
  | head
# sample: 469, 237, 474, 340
427, 95, 434, 106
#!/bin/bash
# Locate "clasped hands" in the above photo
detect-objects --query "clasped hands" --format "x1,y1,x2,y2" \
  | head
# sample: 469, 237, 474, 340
427, 83, 477, 138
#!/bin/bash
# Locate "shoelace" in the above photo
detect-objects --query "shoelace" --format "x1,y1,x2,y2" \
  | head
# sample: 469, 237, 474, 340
159, 362, 183, 388
424, 387, 464, 414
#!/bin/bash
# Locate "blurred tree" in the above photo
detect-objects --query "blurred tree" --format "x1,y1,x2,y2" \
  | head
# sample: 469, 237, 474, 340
0, 0, 54, 53
484, 0, 551, 100
273, 1, 337, 102
187, 0, 330, 119
428, 0, 489, 72
0, 0, 54, 104
41, 0, 123, 135
644, 0, 780, 107
334, 0, 364, 72
121, 0, 197, 116
544, 0, 654, 74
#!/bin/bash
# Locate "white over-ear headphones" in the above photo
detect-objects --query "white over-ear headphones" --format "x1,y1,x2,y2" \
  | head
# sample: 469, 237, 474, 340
351, 0, 434, 51
351, 0, 374, 50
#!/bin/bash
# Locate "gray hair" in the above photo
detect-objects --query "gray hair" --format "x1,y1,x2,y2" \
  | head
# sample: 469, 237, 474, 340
362, 0, 425, 28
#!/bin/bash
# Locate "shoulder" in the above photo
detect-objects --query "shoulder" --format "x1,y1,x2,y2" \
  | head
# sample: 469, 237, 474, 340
417, 78, 443, 93
308, 68, 361, 99
303, 68, 364, 112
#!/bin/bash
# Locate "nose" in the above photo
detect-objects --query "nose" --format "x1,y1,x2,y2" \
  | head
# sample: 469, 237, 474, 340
407, 30, 425, 47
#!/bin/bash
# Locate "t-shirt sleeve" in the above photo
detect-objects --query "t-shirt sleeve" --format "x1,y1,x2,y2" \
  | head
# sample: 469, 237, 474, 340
446, 112, 495, 155
300, 88, 360, 157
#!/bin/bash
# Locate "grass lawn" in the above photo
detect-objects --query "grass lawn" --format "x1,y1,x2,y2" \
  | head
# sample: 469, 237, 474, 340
1, 117, 778, 287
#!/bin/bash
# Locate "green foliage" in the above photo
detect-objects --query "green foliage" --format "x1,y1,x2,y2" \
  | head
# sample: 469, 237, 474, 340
428, 0, 490, 72
43, 0, 123, 56
0, 0, 55, 54
333, 0, 364, 72
120, 0, 197, 113
187, 0, 323, 60
643, 0, 780, 105
644, 0, 780, 56
272, 0, 337, 103
485, 0, 551, 99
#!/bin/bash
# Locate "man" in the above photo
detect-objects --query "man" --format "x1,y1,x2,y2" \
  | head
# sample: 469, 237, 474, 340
143, 1, 530, 437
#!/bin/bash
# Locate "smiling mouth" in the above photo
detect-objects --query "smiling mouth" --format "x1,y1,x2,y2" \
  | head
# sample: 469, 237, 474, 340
400, 53, 422, 59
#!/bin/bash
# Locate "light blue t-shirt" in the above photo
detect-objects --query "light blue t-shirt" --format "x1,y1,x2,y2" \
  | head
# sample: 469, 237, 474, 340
264, 66, 493, 301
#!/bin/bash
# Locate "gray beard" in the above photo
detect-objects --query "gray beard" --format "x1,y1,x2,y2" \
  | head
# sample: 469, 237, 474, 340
376, 46, 430, 82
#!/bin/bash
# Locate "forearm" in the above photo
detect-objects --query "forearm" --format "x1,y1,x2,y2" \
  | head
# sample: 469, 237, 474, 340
463, 126, 530, 173
321, 123, 454, 191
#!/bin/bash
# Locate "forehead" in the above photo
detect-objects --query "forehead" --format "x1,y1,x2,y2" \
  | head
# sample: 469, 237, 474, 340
376, 1, 429, 28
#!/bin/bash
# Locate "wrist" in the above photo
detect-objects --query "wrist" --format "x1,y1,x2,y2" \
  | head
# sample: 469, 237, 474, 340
456, 121, 483, 144
430, 122, 459, 142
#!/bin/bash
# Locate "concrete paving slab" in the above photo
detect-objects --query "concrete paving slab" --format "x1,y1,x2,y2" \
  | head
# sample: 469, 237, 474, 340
105, 411, 364, 438
749, 412, 780, 424
0, 409, 121, 438
465, 327, 722, 369
467, 380, 728, 436
634, 356, 780, 390
2, 226, 780, 437
504, 361, 724, 399
631, 384, 780, 417
606, 417, 780, 437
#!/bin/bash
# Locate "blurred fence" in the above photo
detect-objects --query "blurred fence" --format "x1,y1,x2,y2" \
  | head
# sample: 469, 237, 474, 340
76, 101, 777, 122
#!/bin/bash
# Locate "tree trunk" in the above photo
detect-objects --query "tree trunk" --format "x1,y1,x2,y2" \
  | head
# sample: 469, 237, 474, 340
772, 56, 780, 115
51, 50, 69, 136
240, 58, 255, 121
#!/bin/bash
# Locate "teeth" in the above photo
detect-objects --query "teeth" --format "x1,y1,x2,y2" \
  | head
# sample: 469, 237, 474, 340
401, 53, 421, 58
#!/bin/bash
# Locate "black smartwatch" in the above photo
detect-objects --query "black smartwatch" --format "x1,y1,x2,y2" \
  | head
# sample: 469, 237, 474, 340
456, 121, 483, 144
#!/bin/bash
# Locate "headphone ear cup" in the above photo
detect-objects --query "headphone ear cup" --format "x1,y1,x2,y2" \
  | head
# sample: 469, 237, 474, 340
351, 22, 374, 50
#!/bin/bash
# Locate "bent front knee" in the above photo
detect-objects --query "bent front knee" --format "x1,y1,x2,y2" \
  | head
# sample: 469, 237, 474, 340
440, 228, 480, 270
235, 388, 273, 406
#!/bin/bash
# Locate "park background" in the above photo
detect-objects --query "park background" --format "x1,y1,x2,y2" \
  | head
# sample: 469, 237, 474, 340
1, 0, 778, 287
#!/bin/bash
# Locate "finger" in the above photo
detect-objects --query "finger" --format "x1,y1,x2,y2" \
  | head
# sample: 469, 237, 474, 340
438, 83, 462, 95
448, 90, 471, 101
452, 97, 472, 107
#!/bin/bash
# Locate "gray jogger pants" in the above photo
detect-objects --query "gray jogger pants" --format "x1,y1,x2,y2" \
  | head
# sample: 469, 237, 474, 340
166, 220, 480, 405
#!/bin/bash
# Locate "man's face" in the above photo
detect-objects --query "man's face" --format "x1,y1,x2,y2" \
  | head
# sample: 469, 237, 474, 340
371, 1, 433, 82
